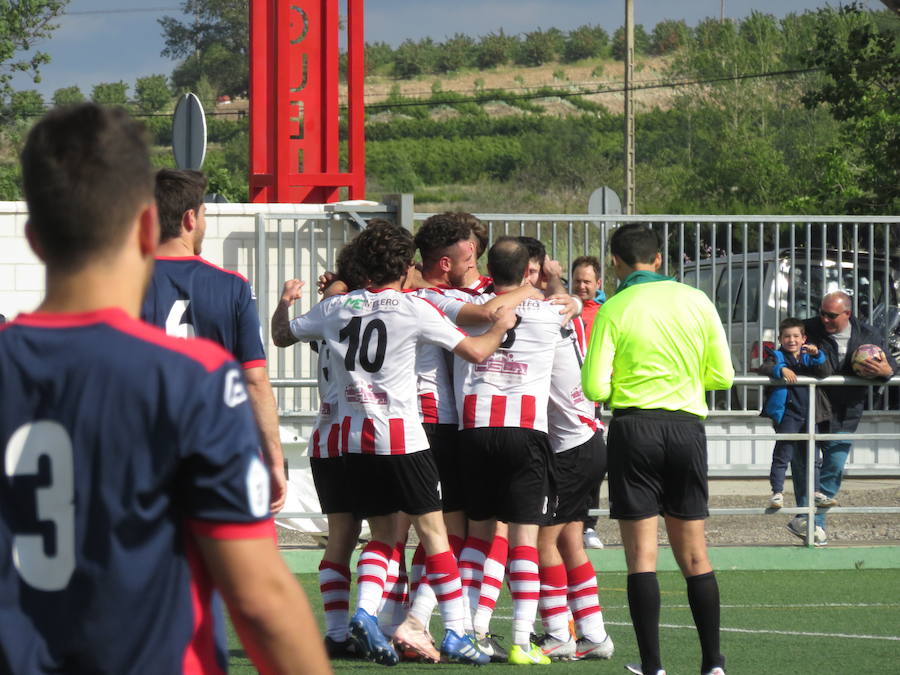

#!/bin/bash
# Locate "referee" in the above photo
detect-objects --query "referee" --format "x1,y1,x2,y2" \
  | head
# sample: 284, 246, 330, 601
581, 224, 734, 675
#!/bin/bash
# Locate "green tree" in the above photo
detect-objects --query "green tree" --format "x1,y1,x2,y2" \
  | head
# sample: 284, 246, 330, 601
515, 29, 560, 66
393, 38, 438, 78
0, 0, 67, 104
650, 19, 690, 55
611, 24, 651, 60
52, 85, 84, 107
9, 88, 43, 119
800, 4, 900, 213
91, 81, 129, 106
134, 74, 172, 113
562, 24, 608, 62
159, 0, 248, 97
436, 33, 475, 73
365, 41, 394, 75
476, 29, 517, 68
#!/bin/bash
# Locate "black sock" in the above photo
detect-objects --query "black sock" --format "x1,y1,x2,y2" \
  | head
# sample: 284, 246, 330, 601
627, 571, 662, 674
686, 571, 725, 673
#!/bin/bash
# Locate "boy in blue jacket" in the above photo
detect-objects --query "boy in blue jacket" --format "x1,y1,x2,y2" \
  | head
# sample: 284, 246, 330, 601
760, 317, 832, 509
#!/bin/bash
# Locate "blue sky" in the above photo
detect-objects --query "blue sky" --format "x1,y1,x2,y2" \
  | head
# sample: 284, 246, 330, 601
10, 0, 880, 98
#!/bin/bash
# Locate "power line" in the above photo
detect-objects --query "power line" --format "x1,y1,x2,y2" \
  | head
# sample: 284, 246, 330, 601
66, 7, 181, 16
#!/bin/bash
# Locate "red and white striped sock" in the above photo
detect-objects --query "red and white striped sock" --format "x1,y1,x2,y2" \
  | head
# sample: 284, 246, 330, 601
408, 544, 437, 629
539, 563, 570, 640
473, 534, 508, 637
567, 561, 607, 642
448, 534, 465, 560
319, 559, 351, 641
458, 537, 491, 633
378, 542, 409, 636
356, 540, 393, 616
426, 550, 465, 635
509, 545, 541, 648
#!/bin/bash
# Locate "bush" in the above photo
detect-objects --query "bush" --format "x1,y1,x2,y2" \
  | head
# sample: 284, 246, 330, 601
365, 41, 395, 75
91, 81, 129, 106
393, 38, 438, 78
0, 164, 22, 200
611, 24, 651, 60
134, 74, 172, 113
436, 33, 475, 73
562, 25, 609, 62
52, 86, 85, 107
650, 19, 690, 55
476, 29, 518, 69
515, 29, 559, 66
9, 90, 44, 119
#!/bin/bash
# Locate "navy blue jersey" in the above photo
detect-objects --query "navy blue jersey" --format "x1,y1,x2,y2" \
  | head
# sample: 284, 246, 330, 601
141, 256, 267, 368
0, 308, 272, 674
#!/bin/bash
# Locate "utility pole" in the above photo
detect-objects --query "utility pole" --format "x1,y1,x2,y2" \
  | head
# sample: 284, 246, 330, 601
720, 0, 726, 22
624, 0, 635, 214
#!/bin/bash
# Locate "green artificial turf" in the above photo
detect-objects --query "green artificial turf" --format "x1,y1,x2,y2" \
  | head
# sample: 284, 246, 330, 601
227, 568, 900, 674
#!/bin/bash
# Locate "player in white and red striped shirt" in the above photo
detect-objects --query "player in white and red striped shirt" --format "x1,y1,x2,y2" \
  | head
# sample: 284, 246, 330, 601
282, 221, 515, 666
272, 239, 367, 659
453, 236, 571, 665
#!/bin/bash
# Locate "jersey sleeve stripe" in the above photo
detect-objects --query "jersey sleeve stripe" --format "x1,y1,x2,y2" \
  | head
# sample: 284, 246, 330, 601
241, 359, 267, 370
389, 418, 406, 454
489, 395, 507, 427
187, 518, 276, 541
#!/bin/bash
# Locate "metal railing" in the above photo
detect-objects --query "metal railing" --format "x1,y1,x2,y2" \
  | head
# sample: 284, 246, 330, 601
273, 375, 899, 547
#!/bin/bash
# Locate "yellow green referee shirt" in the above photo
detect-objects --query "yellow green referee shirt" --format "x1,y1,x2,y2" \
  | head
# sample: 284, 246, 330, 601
581, 275, 734, 418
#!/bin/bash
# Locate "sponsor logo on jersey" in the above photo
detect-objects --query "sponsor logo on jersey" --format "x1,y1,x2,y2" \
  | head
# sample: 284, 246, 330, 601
474, 352, 529, 376
319, 401, 333, 418
224, 369, 248, 407
245, 456, 270, 518
570, 386, 586, 404
343, 297, 366, 309
343, 296, 400, 311
345, 383, 388, 405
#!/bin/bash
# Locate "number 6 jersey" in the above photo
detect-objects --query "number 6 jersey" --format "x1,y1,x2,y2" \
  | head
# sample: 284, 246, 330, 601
289, 288, 466, 455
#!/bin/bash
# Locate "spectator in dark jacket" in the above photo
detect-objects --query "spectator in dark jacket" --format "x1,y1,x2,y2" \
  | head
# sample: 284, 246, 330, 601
787, 292, 898, 545
759, 317, 832, 511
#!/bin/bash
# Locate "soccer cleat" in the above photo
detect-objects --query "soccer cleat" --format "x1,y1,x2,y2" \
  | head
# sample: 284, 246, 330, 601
392, 620, 440, 663
535, 633, 576, 660
441, 629, 490, 665
814, 492, 838, 507
703, 668, 727, 675
574, 634, 614, 660
324, 635, 359, 659
508, 643, 552, 665
625, 664, 666, 675
475, 633, 509, 662
349, 608, 399, 666
583, 528, 604, 549
768, 492, 783, 508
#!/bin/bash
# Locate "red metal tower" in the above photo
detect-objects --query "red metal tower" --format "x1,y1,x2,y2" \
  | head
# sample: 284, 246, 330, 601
249, 0, 366, 203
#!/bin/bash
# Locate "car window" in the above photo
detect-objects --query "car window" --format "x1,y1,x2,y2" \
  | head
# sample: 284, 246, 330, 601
733, 264, 763, 323
683, 267, 714, 299
789, 262, 891, 321
715, 267, 743, 325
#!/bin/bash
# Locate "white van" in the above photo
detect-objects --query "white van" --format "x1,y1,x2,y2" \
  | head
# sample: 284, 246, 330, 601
682, 248, 899, 408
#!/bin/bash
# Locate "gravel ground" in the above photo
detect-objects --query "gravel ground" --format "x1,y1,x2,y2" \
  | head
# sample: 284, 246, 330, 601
277, 478, 900, 550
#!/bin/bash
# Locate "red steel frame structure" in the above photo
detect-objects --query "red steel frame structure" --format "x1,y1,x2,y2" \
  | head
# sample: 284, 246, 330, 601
249, 0, 366, 203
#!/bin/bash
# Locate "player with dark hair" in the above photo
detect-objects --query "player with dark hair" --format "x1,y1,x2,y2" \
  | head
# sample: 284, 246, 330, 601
1, 103, 329, 673
453, 236, 570, 665
281, 220, 517, 667
141, 168, 286, 512
273, 237, 368, 659
582, 223, 734, 675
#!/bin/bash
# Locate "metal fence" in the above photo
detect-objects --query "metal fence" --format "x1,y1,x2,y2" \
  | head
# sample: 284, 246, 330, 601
257, 211, 900, 473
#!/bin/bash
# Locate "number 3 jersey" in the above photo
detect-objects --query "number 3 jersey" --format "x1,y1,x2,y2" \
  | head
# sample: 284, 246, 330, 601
454, 294, 566, 432
140, 256, 267, 368
289, 288, 466, 455
0, 308, 272, 674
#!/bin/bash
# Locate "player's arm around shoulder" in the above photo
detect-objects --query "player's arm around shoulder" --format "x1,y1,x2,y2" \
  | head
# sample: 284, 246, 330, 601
196, 536, 331, 674
454, 303, 519, 363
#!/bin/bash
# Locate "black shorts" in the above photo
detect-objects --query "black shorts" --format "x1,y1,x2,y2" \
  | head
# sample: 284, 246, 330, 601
424, 423, 465, 513
458, 427, 555, 525
346, 450, 442, 519
552, 432, 607, 525
310, 456, 355, 514
607, 408, 709, 521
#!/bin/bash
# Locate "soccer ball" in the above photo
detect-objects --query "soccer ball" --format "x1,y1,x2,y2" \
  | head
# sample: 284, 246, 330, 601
851, 343, 884, 376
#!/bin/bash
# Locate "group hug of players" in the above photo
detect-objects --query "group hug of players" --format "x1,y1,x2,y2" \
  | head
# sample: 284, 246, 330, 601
272, 213, 615, 666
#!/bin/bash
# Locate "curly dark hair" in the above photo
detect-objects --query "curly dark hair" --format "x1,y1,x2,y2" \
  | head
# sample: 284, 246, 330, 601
518, 236, 546, 263
335, 239, 367, 291
356, 219, 415, 286
452, 212, 487, 258
414, 212, 472, 263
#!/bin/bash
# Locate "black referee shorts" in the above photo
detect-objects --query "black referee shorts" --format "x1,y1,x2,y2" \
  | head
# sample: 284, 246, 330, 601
607, 408, 709, 521
552, 431, 607, 525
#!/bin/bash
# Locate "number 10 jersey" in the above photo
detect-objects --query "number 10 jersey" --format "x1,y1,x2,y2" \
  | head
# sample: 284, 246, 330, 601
289, 288, 466, 455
